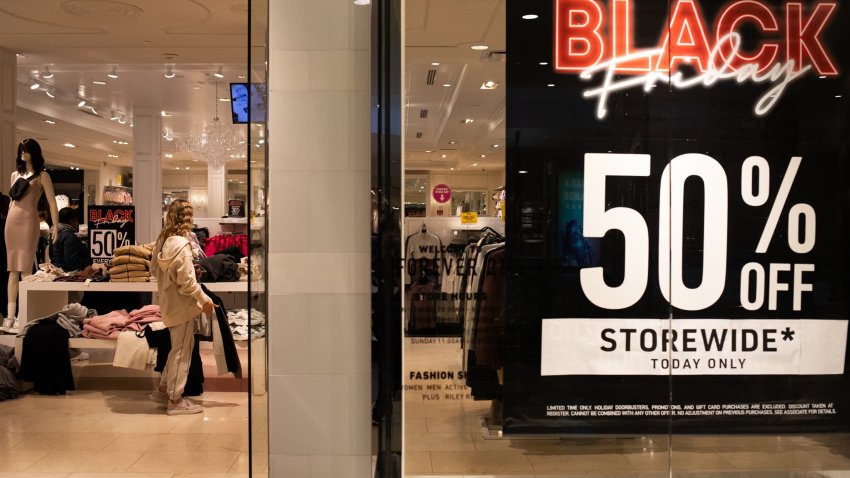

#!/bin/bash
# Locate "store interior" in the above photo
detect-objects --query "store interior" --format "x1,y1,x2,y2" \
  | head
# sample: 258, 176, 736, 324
401, 1, 850, 477
0, 1, 267, 476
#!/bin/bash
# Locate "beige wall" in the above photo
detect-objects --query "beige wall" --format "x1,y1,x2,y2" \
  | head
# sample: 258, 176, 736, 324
266, 0, 372, 477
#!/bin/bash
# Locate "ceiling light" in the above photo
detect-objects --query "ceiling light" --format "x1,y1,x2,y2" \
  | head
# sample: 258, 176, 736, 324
63, 143, 76, 148
353, 0, 370, 5
108, 66, 118, 79
43, 119, 55, 125
425, 150, 432, 153
492, 144, 500, 148
442, 84, 451, 87
107, 154, 118, 158
539, 62, 549, 65
441, 154, 447, 158
164, 153, 174, 158
45, 88, 55, 98
41, 66, 53, 78
519, 170, 529, 174
431, 62, 440, 66
463, 118, 474, 124
164, 66, 175, 78
480, 154, 486, 158
258, 139, 265, 144
450, 167, 454, 171
470, 45, 489, 51
118, 114, 126, 124
110, 111, 118, 120
522, 14, 539, 19
480, 81, 499, 90
113, 140, 129, 145
449, 141, 457, 145
193, 85, 201, 90
819, 75, 826, 79
30, 80, 40, 90
78, 99, 86, 107
472, 163, 479, 167
175, 167, 180, 170
89, 106, 98, 115
213, 67, 224, 79
161, 110, 172, 117
219, 98, 230, 102
237, 75, 246, 79
837, 95, 843, 98
185, 167, 190, 170
547, 83, 555, 87
92, 80, 107, 85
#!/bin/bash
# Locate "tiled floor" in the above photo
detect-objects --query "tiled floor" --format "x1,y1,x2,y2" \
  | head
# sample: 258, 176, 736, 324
403, 339, 850, 477
0, 388, 268, 478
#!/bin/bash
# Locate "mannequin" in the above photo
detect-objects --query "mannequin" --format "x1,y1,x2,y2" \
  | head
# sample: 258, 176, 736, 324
1, 139, 59, 333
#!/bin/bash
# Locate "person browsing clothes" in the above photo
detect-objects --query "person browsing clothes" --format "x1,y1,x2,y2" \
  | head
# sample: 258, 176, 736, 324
51, 207, 92, 272
149, 199, 215, 415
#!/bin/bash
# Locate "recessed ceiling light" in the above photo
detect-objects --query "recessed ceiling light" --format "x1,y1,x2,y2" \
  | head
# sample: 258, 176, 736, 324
441, 154, 447, 158
837, 95, 843, 98
463, 118, 474, 124
185, 167, 190, 170
219, 98, 230, 102
480, 81, 499, 90
519, 170, 529, 174
108, 66, 118, 79
41, 66, 53, 79
539, 62, 549, 66
30, 80, 40, 90
164, 66, 175, 78
492, 144, 500, 148
425, 150, 432, 153
450, 167, 454, 171
258, 138, 265, 144
107, 154, 118, 158
193, 85, 201, 90
213, 67, 224, 79
449, 141, 457, 145
522, 14, 539, 19
78, 99, 86, 107
164, 153, 173, 158
547, 83, 555, 87
353, 0, 370, 5
110, 111, 119, 120
175, 167, 180, 170
161, 111, 172, 117
92, 80, 107, 85
442, 84, 451, 87
237, 75, 246, 79
431, 62, 440, 66
819, 75, 826, 79
118, 114, 126, 124
480, 154, 486, 158
63, 143, 76, 148
43, 119, 55, 124
471, 163, 479, 167
470, 45, 489, 51
45, 88, 55, 98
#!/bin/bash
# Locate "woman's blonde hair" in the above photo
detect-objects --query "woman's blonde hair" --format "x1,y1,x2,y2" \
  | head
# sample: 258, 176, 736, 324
155, 199, 194, 252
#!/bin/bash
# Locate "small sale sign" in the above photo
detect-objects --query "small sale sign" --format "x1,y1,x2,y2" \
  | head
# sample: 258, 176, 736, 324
432, 184, 452, 204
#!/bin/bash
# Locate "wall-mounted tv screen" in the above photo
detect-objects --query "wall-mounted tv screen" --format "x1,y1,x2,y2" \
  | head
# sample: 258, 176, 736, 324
230, 83, 267, 124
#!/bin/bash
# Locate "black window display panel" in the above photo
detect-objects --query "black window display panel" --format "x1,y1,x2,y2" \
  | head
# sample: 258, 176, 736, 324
504, 0, 850, 435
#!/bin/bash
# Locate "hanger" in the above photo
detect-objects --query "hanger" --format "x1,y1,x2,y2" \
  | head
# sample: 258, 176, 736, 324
421, 222, 427, 233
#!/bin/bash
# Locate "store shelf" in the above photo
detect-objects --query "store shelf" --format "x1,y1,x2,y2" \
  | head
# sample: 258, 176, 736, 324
20, 280, 263, 293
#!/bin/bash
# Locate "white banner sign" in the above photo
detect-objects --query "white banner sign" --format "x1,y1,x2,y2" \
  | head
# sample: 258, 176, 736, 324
541, 319, 847, 376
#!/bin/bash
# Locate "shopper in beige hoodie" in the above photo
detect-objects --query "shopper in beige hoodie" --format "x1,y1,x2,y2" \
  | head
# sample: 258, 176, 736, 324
149, 200, 214, 415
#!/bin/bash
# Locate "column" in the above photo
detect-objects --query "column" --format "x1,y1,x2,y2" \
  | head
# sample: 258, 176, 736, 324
131, 107, 162, 244
266, 0, 372, 477
0, 49, 16, 191
207, 163, 227, 218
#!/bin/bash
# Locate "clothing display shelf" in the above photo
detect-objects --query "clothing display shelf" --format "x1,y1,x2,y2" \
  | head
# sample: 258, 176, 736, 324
13, 280, 263, 352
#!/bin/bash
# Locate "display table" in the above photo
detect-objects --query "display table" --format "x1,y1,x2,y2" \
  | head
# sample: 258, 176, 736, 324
8, 280, 266, 394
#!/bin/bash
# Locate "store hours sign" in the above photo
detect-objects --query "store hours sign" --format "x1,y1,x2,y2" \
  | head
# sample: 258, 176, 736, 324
505, 0, 850, 435
88, 206, 135, 265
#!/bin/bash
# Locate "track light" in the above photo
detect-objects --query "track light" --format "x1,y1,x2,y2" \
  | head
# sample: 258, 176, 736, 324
45, 88, 55, 98
89, 105, 98, 115
30, 79, 40, 90
78, 99, 86, 108
213, 67, 224, 79
164, 66, 175, 79
41, 66, 53, 79
118, 114, 126, 124
107, 66, 118, 79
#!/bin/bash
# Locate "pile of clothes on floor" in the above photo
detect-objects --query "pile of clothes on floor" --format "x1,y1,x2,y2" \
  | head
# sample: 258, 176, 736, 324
0, 344, 20, 401
82, 305, 162, 339
109, 244, 152, 282
227, 308, 266, 340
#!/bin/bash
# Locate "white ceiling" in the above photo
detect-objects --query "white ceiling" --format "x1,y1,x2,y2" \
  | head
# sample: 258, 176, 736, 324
405, 0, 506, 173
0, 0, 253, 171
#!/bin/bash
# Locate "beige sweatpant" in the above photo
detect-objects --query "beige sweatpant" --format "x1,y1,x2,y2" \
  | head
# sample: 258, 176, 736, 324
159, 320, 196, 401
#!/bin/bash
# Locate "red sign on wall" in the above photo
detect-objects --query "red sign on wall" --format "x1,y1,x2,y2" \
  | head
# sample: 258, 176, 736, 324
433, 184, 452, 204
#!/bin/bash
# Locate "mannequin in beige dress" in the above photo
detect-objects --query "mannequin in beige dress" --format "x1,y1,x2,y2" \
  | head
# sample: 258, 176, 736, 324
1, 139, 59, 333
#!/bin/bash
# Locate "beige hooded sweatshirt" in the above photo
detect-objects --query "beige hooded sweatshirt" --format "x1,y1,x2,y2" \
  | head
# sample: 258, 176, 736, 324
151, 235, 211, 327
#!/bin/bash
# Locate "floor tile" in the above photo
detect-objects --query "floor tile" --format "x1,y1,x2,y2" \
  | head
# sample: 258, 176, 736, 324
11, 432, 121, 451
126, 450, 240, 473
25, 450, 145, 473
169, 415, 250, 434
716, 448, 824, 469
623, 450, 735, 471
406, 432, 477, 452
405, 451, 432, 474
527, 452, 637, 473
429, 450, 534, 474
103, 432, 210, 452
0, 451, 53, 472
198, 433, 251, 452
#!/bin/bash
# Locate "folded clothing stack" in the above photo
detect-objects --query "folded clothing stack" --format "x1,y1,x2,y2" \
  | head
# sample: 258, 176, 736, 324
109, 244, 153, 282
227, 308, 266, 341
82, 305, 163, 339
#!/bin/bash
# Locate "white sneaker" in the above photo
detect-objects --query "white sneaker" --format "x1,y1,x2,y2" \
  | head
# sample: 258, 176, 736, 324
70, 351, 90, 363
0, 316, 13, 333
6, 318, 19, 335
150, 389, 169, 404
167, 398, 203, 415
